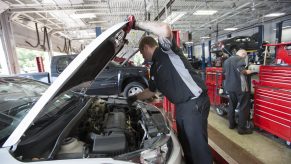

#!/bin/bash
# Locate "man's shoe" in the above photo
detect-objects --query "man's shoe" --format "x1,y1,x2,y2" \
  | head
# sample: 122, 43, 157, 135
238, 128, 253, 135
229, 124, 236, 129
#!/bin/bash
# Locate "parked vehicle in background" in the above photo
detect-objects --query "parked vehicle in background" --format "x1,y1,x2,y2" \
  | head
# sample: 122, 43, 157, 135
0, 22, 182, 164
18, 51, 149, 98
50, 54, 149, 97
211, 36, 259, 55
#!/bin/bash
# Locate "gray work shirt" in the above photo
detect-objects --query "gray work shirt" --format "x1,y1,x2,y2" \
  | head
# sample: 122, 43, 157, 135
223, 55, 249, 93
148, 37, 207, 104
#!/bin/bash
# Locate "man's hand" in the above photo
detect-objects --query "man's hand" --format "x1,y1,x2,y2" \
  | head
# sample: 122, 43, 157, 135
127, 95, 137, 106
245, 70, 253, 74
123, 15, 136, 33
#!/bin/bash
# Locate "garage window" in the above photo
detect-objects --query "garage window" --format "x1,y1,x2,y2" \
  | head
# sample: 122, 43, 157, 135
16, 48, 50, 73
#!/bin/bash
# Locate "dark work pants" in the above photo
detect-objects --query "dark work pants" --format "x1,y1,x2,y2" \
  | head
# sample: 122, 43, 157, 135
227, 92, 251, 129
175, 95, 212, 164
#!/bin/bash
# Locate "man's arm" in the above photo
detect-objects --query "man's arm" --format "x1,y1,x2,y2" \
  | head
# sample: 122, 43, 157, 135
236, 59, 253, 75
241, 70, 253, 75
135, 22, 173, 40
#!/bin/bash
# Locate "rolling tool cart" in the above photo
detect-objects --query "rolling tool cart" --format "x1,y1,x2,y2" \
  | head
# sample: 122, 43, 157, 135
253, 42, 291, 146
205, 67, 228, 115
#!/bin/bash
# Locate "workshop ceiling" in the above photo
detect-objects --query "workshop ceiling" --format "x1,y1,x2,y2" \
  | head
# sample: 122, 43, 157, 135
3, 0, 291, 44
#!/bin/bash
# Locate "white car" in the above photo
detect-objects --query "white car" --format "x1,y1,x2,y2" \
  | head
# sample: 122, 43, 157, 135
0, 22, 182, 164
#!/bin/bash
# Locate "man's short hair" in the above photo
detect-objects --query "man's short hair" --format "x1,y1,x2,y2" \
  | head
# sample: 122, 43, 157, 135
236, 49, 247, 57
139, 36, 158, 51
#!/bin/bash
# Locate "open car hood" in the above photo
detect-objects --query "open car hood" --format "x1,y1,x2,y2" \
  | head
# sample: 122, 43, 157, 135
3, 22, 128, 147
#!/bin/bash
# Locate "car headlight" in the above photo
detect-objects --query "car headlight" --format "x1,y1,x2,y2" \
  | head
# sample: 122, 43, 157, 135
114, 134, 173, 163
140, 142, 169, 164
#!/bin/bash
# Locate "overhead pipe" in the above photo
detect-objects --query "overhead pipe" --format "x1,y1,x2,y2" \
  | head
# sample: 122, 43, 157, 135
195, 2, 251, 30
154, 0, 175, 21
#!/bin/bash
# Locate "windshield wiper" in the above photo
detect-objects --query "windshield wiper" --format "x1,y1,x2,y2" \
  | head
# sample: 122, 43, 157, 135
0, 112, 22, 122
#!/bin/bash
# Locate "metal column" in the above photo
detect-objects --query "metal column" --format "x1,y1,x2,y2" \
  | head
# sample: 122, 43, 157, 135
275, 22, 282, 44
275, 22, 283, 58
201, 41, 206, 80
208, 40, 212, 67
258, 25, 264, 47
95, 27, 101, 37
0, 11, 19, 74
202, 42, 206, 70
186, 42, 193, 59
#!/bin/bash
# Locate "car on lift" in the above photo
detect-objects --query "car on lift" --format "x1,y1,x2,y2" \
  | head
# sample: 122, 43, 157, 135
0, 22, 182, 164
211, 36, 259, 55
50, 53, 149, 97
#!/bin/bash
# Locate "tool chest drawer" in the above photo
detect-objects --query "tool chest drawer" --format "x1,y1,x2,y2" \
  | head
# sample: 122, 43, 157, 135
259, 66, 291, 89
253, 86, 291, 142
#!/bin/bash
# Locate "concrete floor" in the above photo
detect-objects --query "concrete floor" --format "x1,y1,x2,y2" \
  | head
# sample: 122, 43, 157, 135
208, 107, 291, 164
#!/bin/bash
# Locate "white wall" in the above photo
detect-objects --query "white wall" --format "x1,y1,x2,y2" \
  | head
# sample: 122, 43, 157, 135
282, 28, 291, 42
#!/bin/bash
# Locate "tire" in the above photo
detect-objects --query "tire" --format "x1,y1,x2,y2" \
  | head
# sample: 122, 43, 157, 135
123, 82, 145, 97
286, 141, 291, 148
216, 107, 226, 116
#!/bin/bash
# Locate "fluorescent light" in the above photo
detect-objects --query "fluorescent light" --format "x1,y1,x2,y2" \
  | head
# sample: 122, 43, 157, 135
193, 10, 217, 15
42, 0, 83, 5
87, 20, 108, 24
264, 13, 285, 17
163, 12, 187, 24
224, 28, 238, 31
71, 13, 96, 18
283, 26, 291, 29
200, 36, 210, 39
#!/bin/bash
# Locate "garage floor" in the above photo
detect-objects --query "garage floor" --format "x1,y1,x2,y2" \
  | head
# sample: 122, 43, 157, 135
208, 107, 291, 164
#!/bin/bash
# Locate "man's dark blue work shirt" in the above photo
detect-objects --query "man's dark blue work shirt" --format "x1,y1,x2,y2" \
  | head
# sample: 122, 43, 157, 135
148, 37, 207, 104
223, 55, 249, 93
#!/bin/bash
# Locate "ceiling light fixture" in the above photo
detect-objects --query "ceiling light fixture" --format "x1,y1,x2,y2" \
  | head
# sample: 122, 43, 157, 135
264, 13, 285, 17
87, 20, 108, 24
224, 28, 238, 31
193, 10, 217, 15
71, 13, 96, 18
163, 12, 187, 24
200, 36, 211, 39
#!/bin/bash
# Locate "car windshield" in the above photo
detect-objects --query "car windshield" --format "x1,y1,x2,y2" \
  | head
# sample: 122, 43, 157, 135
0, 77, 48, 142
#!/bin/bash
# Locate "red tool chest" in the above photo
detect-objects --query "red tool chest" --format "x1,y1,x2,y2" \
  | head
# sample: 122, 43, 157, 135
206, 67, 226, 105
254, 66, 291, 143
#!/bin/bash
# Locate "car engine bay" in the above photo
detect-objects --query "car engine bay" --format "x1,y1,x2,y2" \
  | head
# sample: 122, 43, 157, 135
12, 97, 169, 161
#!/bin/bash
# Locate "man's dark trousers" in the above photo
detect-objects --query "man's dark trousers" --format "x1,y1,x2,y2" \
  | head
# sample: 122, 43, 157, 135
175, 95, 212, 164
227, 92, 251, 129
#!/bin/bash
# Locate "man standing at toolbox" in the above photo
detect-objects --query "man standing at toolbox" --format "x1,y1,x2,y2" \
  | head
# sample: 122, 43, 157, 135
223, 49, 253, 135
125, 16, 212, 164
